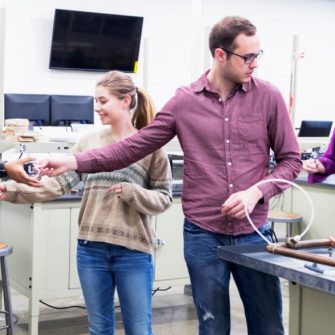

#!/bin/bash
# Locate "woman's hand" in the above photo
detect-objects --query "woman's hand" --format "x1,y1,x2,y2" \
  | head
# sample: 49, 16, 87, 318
0, 184, 6, 200
108, 183, 123, 198
302, 158, 326, 175
0, 183, 6, 199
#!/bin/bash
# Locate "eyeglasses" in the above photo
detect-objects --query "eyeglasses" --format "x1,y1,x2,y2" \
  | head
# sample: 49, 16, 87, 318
219, 47, 264, 65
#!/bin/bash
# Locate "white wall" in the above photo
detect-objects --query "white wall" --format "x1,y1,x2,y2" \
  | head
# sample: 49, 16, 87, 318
1, 0, 192, 111
203, 0, 335, 128
1, 0, 335, 128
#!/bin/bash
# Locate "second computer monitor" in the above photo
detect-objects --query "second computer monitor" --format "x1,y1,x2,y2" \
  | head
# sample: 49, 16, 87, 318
50, 95, 94, 126
298, 120, 333, 137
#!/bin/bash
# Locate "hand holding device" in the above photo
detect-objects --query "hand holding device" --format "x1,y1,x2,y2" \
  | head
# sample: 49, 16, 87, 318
4, 157, 42, 187
302, 157, 326, 174
23, 162, 40, 177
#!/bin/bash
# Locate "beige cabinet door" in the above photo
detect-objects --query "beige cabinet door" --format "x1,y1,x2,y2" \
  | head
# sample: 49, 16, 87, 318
69, 207, 81, 289
154, 199, 189, 283
43, 208, 71, 294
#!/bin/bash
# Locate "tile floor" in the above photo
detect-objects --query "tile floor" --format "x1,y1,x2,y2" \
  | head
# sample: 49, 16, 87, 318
3, 279, 289, 335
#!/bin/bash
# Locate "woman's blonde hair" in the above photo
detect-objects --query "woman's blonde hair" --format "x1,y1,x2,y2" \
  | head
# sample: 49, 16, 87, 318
96, 70, 156, 129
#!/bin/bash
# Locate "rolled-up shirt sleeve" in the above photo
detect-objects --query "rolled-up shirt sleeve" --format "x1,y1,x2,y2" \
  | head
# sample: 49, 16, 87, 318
308, 129, 335, 183
75, 105, 177, 173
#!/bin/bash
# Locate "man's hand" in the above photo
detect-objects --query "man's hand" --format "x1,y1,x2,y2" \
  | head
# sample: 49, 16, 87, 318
221, 186, 263, 219
37, 155, 78, 177
302, 158, 326, 174
4, 157, 41, 187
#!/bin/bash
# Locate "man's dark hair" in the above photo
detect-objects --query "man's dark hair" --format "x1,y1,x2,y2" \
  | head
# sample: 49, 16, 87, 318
209, 16, 257, 57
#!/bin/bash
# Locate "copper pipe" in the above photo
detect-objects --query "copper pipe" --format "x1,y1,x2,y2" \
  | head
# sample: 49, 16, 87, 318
266, 243, 335, 267
286, 237, 335, 250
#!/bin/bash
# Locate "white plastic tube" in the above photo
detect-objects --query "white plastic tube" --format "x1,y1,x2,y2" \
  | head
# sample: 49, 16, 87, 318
244, 178, 314, 244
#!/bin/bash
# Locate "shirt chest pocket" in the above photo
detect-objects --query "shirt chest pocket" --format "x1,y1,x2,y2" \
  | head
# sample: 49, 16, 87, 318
234, 117, 267, 153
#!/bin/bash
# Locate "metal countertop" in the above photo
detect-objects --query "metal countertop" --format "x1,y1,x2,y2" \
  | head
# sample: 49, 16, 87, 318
218, 244, 335, 295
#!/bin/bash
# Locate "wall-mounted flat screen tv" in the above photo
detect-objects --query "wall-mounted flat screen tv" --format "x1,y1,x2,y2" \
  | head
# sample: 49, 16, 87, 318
49, 9, 143, 72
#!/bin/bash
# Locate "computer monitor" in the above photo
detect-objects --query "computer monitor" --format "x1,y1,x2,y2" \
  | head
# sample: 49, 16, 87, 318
50, 95, 94, 126
5, 93, 50, 126
298, 120, 333, 137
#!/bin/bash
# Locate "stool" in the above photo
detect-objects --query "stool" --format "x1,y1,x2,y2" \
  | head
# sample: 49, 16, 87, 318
0, 242, 15, 335
268, 210, 303, 238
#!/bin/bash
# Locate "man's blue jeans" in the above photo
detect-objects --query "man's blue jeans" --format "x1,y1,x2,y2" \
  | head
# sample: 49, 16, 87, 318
184, 219, 284, 335
77, 240, 153, 335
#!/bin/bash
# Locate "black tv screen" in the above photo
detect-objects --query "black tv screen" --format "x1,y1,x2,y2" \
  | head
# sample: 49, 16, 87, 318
49, 9, 143, 72
298, 120, 333, 137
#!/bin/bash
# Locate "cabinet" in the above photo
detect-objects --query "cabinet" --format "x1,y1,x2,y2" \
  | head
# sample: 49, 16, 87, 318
288, 180, 335, 335
289, 283, 335, 335
0, 197, 188, 334
154, 198, 189, 285
0, 201, 82, 334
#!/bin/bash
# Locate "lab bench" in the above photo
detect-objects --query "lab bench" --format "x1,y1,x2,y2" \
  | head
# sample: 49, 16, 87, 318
218, 243, 335, 335
218, 173, 335, 335
289, 174, 335, 335
0, 194, 188, 335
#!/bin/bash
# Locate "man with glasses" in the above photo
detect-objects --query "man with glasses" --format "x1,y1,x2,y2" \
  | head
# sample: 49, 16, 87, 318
219, 47, 263, 65
37, 16, 301, 335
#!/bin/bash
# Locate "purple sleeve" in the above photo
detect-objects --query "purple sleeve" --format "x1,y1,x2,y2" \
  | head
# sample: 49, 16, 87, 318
307, 129, 335, 183
74, 103, 177, 173
307, 172, 328, 183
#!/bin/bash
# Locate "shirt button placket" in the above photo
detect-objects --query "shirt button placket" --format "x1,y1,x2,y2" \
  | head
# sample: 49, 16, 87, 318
224, 113, 233, 193
227, 217, 233, 233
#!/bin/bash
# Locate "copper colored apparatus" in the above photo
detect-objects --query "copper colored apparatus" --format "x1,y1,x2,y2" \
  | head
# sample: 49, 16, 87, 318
266, 237, 335, 267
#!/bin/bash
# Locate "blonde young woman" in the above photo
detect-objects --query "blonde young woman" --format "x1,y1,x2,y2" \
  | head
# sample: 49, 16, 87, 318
0, 71, 172, 335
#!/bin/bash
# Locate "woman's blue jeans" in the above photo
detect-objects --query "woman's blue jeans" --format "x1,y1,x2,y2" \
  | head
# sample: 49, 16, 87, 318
77, 240, 154, 335
184, 219, 284, 335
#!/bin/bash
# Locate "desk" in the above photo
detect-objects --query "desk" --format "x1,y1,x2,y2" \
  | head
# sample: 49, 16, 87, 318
0, 197, 188, 335
218, 244, 335, 335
